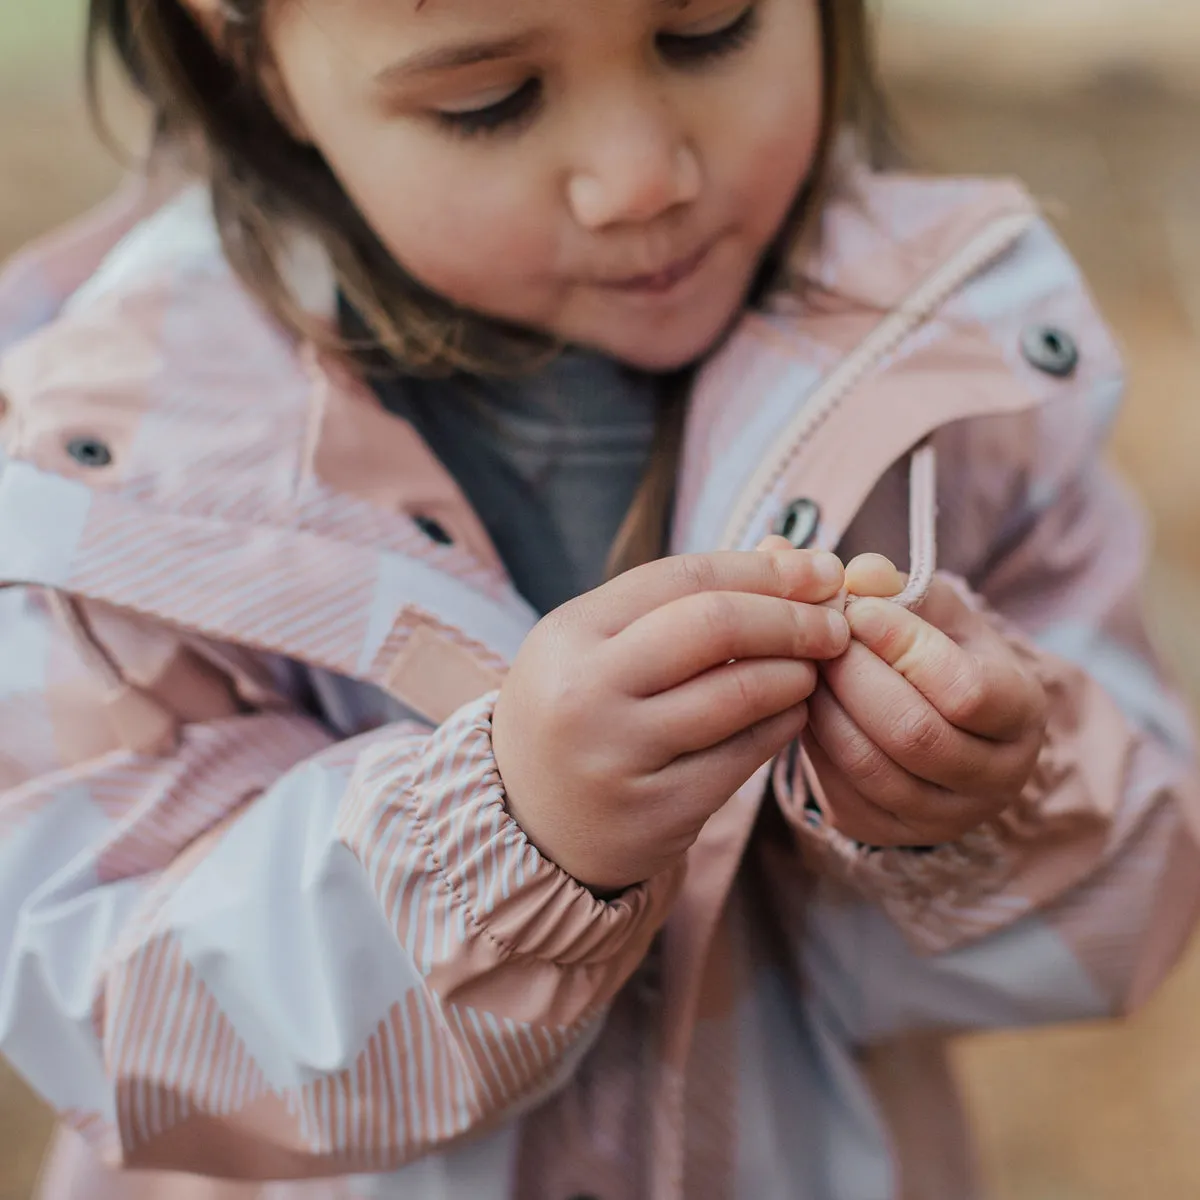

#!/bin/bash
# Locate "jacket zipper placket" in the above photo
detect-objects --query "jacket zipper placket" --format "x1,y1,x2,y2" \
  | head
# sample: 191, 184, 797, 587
718, 210, 1037, 554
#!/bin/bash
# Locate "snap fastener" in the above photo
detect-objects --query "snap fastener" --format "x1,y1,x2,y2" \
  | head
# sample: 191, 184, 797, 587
1021, 325, 1078, 378
774, 498, 820, 549
414, 514, 453, 546
66, 436, 113, 468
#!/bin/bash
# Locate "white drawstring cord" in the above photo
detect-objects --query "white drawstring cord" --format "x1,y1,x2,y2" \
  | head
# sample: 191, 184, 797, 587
892, 441, 938, 611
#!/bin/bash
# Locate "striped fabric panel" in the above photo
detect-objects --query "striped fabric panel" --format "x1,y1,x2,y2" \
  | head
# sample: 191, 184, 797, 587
99, 727, 425, 998
285, 991, 579, 1168
296, 484, 510, 604
105, 935, 270, 1151
100, 919, 584, 1167
68, 497, 382, 679
92, 713, 334, 885
61, 492, 525, 710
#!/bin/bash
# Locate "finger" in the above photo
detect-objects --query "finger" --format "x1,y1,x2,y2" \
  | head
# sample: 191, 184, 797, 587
611, 590, 849, 694
643, 658, 817, 757
844, 594, 1038, 740
759, 538, 850, 613
589, 549, 845, 633
819, 641, 1035, 796
844, 553, 905, 598
756, 535, 796, 554
802, 735, 935, 847
807, 681, 999, 833
663, 701, 810, 803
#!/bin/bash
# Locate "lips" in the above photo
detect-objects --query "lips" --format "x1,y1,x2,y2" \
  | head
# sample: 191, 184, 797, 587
597, 239, 716, 295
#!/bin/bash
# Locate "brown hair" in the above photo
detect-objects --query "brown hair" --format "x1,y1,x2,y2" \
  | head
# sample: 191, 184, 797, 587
87, 0, 896, 575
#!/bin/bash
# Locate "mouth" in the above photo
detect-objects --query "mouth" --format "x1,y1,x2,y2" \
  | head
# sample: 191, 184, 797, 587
596, 238, 717, 296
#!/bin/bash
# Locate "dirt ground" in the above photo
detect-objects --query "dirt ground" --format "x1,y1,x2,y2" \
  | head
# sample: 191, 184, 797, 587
1, 13, 1199, 1200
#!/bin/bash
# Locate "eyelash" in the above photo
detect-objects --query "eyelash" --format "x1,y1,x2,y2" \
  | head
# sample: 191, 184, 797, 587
656, 4, 759, 67
436, 4, 759, 140
436, 78, 544, 139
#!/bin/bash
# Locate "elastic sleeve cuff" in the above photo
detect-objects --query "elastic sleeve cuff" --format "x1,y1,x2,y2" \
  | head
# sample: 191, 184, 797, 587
340, 692, 684, 969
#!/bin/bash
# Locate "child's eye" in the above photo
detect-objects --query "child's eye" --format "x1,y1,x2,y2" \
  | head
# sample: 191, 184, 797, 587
435, 78, 543, 138
657, 4, 759, 67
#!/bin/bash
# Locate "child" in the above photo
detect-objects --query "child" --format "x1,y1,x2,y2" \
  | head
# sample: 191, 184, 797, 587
0, 0, 1196, 1197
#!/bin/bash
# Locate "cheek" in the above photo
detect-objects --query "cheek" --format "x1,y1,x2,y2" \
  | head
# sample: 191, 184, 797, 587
741, 90, 823, 231
719, 15, 825, 233
269, 7, 561, 320
333, 146, 561, 314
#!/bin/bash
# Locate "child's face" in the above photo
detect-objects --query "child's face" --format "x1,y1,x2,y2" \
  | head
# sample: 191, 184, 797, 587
268, 0, 823, 369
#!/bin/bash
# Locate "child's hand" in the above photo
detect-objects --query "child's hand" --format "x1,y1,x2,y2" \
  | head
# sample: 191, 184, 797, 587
806, 557, 1048, 847
492, 550, 850, 891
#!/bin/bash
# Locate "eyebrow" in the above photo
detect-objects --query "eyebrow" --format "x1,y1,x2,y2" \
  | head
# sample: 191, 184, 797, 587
371, 33, 542, 88
373, 0, 693, 88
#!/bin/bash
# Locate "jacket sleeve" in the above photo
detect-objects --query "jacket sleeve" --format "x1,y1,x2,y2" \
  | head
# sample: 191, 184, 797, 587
0, 587, 680, 1178
782, 314, 1200, 1038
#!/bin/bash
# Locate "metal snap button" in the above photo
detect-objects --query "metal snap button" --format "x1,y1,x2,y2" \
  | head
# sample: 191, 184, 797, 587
1021, 325, 1079, 378
774, 498, 820, 549
414, 514, 453, 546
66, 436, 113, 468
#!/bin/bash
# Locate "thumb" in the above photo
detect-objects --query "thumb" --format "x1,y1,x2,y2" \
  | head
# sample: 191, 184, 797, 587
844, 553, 906, 598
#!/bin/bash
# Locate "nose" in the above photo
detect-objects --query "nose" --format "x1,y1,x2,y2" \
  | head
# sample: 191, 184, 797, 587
567, 95, 702, 230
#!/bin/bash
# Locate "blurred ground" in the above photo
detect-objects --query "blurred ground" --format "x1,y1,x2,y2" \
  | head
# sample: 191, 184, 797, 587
1, 3, 1199, 1198
886, 79, 1200, 1200
878, 11, 1200, 1196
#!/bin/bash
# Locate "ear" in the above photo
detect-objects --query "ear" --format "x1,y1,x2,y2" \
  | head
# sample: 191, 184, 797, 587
178, 0, 313, 144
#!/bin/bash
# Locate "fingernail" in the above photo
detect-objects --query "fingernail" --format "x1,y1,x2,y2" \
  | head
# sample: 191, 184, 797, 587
825, 608, 850, 647
847, 598, 887, 642
812, 552, 843, 588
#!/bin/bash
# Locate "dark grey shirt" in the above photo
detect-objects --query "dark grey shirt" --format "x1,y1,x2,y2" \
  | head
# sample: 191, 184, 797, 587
376, 352, 661, 614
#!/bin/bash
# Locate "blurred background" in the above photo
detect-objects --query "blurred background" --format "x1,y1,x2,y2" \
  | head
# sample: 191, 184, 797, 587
1, 1, 1198, 1197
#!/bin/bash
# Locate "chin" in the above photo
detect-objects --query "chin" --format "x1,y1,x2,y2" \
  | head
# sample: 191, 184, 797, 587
585, 305, 744, 374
